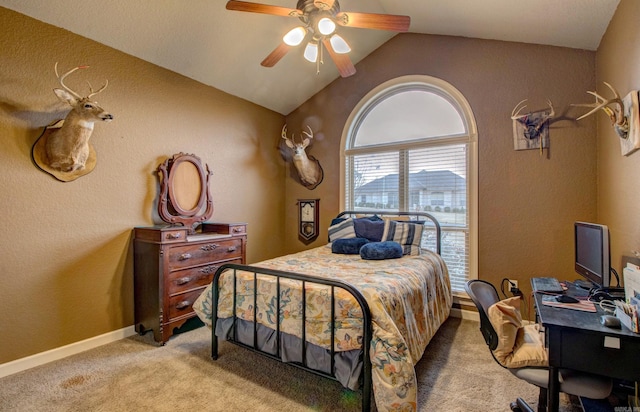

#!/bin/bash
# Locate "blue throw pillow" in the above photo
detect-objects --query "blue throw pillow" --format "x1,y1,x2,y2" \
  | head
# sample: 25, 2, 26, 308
332, 237, 370, 254
353, 217, 385, 242
360, 241, 403, 260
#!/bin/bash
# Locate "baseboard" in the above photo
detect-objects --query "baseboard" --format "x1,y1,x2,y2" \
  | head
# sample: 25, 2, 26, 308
450, 306, 479, 322
0, 326, 137, 379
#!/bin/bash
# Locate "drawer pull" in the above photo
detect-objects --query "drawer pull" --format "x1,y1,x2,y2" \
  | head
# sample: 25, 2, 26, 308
233, 227, 243, 233
199, 266, 217, 274
201, 244, 219, 251
227, 246, 237, 252
178, 253, 192, 261
176, 300, 191, 310
166, 232, 182, 240
176, 276, 192, 285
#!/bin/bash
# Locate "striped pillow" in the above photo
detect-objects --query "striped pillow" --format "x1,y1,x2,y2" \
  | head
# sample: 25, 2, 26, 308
381, 220, 423, 255
328, 218, 356, 242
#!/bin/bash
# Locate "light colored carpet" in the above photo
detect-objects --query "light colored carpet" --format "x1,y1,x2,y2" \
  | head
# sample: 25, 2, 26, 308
0, 317, 580, 411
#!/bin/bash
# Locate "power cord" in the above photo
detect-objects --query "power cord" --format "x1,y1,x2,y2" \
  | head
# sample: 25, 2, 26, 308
501, 278, 530, 321
501, 278, 523, 299
611, 267, 621, 287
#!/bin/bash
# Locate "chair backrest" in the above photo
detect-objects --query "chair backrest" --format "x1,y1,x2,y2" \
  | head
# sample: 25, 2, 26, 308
464, 280, 500, 352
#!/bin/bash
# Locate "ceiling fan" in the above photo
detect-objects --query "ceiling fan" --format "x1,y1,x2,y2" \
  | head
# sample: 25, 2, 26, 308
226, 0, 410, 78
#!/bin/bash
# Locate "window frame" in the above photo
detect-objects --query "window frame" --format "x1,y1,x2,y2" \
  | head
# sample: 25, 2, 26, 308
339, 75, 478, 295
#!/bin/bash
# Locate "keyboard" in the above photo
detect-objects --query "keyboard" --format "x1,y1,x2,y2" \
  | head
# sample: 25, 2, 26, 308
531, 277, 564, 293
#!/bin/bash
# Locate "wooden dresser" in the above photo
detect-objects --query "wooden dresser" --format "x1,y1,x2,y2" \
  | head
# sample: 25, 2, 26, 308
133, 222, 247, 344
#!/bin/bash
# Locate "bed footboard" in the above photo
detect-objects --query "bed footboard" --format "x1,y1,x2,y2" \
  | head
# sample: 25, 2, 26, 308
211, 263, 373, 412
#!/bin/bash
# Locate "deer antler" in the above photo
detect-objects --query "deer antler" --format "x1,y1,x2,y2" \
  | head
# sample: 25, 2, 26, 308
511, 99, 529, 120
86, 79, 109, 98
281, 124, 293, 143
511, 99, 555, 123
54, 62, 108, 99
572, 82, 627, 127
301, 125, 313, 140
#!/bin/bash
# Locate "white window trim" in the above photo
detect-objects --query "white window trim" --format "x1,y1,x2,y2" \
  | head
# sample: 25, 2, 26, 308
339, 75, 478, 294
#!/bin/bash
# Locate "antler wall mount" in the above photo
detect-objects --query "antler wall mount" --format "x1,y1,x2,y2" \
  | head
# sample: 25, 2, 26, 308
225, 0, 410, 78
511, 99, 555, 155
572, 82, 640, 156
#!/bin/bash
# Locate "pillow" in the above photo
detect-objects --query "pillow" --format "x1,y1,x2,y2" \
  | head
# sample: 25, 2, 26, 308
487, 297, 548, 368
508, 324, 548, 368
360, 241, 403, 260
328, 218, 356, 242
332, 238, 369, 254
487, 297, 522, 363
353, 217, 385, 242
381, 220, 424, 255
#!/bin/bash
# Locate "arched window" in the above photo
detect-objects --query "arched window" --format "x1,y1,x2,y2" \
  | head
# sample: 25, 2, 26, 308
341, 75, 478, 293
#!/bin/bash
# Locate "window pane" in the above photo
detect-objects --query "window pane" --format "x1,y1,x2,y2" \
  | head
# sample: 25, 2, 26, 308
407, 145, 467, 226
351, 152, 399, 210
354, 90, 466, 147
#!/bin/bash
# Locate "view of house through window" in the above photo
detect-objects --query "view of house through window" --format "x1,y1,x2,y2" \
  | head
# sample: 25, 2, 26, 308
342, 76, 477, 293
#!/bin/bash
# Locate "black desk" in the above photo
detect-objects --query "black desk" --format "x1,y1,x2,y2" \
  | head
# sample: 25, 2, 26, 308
534, 292, 640, 411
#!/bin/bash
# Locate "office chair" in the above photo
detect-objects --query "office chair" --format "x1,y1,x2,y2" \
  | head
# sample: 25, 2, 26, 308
465, 280, 612, 412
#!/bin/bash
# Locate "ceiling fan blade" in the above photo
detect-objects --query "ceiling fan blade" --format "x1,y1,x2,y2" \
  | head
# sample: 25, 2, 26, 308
261, 43, 292, 67
322, 39, 356, 78
226, 1, 301, 17
336, 11, 411, 32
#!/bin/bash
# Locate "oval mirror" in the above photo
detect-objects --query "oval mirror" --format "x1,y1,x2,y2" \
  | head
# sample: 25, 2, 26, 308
157, 153, 213, 233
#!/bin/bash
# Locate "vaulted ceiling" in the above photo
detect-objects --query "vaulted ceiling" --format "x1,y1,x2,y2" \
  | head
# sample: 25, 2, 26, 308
0, 0, 620, 114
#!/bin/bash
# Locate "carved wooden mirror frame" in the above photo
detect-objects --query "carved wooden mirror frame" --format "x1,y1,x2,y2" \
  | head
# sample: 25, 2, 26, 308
157, 152, 213, 233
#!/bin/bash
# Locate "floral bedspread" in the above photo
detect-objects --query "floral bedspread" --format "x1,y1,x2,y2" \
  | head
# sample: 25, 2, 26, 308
193, 245, 452, 412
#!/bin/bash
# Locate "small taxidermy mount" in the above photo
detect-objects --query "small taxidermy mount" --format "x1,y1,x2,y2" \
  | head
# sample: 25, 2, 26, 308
31, 63, 113, 182
511, 99, 555, 156
157, 153, 214, 234
572, 82, 640, 156
281, 124, 324, 190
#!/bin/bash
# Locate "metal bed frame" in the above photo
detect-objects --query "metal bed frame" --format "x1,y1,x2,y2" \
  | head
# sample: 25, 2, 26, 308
209, 210, 442, 412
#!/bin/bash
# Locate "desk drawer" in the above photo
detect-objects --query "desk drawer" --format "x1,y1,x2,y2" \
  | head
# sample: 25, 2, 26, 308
558, 328, 640, 381
167, 238, 243, 270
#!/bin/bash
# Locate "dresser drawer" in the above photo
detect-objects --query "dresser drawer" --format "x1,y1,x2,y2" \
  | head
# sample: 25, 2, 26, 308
167, 288, 206, 320
167, 238, 243, 270
167, 258, 241, 295
134, 227, 188, 243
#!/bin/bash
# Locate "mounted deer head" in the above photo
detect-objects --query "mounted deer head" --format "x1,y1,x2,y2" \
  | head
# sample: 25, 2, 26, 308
572, 82, 629, 139
281, 124, 324, 189
45, 62, 113, 172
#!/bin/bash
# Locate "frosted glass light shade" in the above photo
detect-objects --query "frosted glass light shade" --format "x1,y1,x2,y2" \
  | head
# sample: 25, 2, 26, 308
317, 17, 336, 35
283, 26, 306, 46
330, 34, 351, 53
304, 42, 318, 62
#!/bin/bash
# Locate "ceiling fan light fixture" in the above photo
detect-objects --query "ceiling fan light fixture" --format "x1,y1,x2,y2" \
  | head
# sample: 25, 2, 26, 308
317, 17, 336, 35
329, 34, 350, 53
304, 42, 318, 62
283, 26, 307, 46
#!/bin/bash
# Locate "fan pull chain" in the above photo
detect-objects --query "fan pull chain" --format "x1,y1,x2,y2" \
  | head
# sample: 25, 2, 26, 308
316, 41, 323, 74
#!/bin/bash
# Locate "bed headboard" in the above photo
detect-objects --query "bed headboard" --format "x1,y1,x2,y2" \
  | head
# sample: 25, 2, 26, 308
335, 210, 442, 255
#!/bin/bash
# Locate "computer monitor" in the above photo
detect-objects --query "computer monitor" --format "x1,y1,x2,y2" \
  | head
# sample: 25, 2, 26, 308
574, 221, 610, 288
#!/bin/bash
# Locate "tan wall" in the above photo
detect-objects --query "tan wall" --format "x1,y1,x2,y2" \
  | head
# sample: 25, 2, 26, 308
286, 34, 597, 301
596, 0, 640, 278
0, 7, 286, 364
